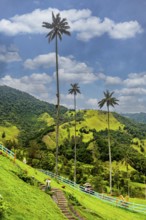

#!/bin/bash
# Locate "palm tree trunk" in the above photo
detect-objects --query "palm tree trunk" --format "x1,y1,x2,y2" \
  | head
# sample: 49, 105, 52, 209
74, 94, 77, 183
127, 164, 130, 196
107, 106, 112, 194
55, 35, 60, 176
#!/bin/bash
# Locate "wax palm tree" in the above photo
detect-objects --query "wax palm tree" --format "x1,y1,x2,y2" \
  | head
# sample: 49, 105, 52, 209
98, 90, 119, 194
68, 83, 81, 183
42, 12, 70, 176
121, 147, 133, 196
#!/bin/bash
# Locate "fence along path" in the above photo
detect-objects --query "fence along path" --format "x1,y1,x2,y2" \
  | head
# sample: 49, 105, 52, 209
0, 144, 15, 158
40, 169, 146, 215
1, 144, 146, 215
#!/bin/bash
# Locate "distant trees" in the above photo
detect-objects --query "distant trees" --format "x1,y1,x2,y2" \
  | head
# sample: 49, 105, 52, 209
42, 12, 71, 175
98, 90, 119, 194
68, 83, 81, 183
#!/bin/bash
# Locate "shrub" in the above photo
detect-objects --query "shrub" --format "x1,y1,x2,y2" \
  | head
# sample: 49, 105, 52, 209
66, 192, 81, 206
17, 170, 37, 186
0, 195, 7, 217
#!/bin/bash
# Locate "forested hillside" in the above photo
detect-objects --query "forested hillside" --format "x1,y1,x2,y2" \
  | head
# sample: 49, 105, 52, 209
0, 85, 67, 146
122, 112, 146, 124
1, 85, 146, 197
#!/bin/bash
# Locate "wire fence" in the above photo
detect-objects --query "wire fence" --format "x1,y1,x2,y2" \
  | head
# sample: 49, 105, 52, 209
40, 169, 146, 215
0, 144, 15, 158
1, 145, 146, 215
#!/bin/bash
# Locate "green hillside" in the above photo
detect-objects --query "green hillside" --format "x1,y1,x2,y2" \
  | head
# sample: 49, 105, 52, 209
1, 153, 146, 220
1, 86, 146, 198
0, 85, 67, 146
122, 112, 146, 124
0, 154, 67, 220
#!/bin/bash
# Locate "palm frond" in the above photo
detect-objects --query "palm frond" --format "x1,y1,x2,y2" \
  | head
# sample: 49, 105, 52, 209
98, 90, 119, 109
42, 11, 71, 43
68, 83, 81, 95
57, 32, 62, 41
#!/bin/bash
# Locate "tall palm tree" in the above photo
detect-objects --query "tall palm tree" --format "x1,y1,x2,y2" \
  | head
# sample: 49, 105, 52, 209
121, 147, 133, 196
42, 12, 70, 176
68, 83, 81, 183
98, 90, 119, 194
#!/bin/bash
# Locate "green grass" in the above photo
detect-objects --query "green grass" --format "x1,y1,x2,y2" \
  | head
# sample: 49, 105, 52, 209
1, 153, 146, 220
38, 113, 55, 126
44, 109, 125, 146
0, 125, 19, 143
0, 155, 67, 220
64, 185, 146, 220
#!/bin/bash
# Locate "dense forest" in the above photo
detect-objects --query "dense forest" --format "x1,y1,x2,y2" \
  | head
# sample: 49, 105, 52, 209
1, 85, 146, 197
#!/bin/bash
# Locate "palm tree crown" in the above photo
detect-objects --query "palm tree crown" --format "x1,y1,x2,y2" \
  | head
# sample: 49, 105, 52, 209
98, 90, 119, 109
68, 83, 81, 96
42, 12, 71, 42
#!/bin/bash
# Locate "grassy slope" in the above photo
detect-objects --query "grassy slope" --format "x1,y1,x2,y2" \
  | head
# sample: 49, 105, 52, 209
38, 113, 55, 126
58, 180, 146, 220
1, 154, 146, 220
46, 109, 124, 146
0, 124, 19, 143
0, 155, 67, 220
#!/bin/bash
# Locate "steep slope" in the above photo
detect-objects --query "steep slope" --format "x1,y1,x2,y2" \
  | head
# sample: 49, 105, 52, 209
0, 85, 67, 121
1, 154, 146, 220
0, 85, 67, 145
0, 154, 67, 220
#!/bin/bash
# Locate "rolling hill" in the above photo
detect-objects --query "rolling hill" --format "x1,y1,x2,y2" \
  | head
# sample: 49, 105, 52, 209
1, 85, 146, 198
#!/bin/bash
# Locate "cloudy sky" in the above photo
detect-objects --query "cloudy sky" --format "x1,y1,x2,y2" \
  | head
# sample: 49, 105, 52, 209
0, 0, 146, 113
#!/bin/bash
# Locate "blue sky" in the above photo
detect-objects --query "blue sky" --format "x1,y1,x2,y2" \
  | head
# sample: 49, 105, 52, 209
0, 0, 146, 113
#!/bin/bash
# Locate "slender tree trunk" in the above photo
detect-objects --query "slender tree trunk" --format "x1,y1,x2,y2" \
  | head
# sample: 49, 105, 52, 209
107, 106, 112, 194
127, 164, 130, 196
55, 35, 60, 176
74, 94, 77, 183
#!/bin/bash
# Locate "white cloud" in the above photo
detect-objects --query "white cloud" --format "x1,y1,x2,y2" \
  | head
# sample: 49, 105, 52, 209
61, 93, 84, 101
73, 17, 143, 41
24, 53, 56, 69
108, 20, 143, 39
58, 69, 97, 84
86, 98, 97, 108
0, 44, 21, 63
124, 72, 146, 87
60, 93, 84, 109
116, 95, 146, 113
0, 73, 52, 96
113, 72, 146, 113
98, 73, 122, 85
24, 53, 97, 84
0, 8, 143, 41
117, 87, 146, 96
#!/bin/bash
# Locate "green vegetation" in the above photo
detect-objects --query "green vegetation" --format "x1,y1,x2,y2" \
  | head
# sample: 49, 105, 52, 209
1, 154, 146, 220
122, 112, 146, 124
1, 86, 146, 199
0, 154, 67, 220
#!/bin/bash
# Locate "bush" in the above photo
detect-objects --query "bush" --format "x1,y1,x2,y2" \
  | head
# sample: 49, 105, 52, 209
17, 170, 37, 186
66, 192, 81, 206
0, 195, 7, 217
